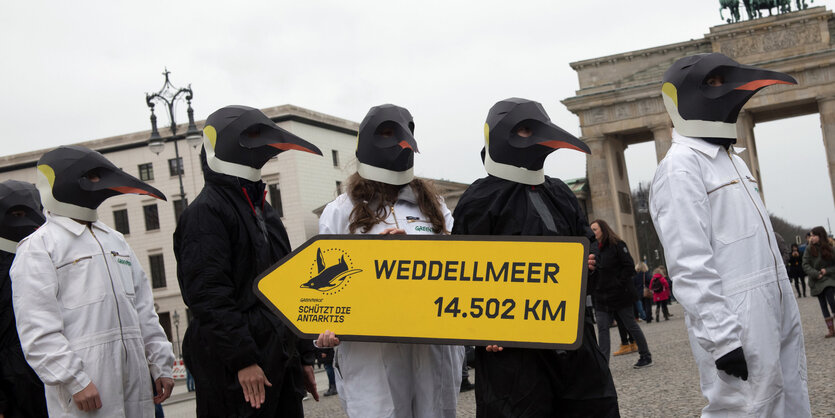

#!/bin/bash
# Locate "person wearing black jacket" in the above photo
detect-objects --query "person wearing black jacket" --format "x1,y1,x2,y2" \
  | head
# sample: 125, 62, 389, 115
0, 180, 47, 418
788, 243, 806, 297
174, 106, 322, 417
590, 219, 652, 368
452, 98, 618, 417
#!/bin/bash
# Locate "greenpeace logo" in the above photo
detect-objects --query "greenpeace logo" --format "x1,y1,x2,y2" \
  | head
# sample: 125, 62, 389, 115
415, 225, 438, 233
117, 258, 132, 266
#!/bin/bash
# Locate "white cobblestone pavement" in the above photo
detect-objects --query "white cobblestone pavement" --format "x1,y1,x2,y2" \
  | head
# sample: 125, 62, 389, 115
161, 296, 834, 417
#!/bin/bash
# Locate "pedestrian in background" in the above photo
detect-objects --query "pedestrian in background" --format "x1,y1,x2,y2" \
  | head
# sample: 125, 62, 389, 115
633, 262, 650, 322
642, 266, 655, 323
650, 268, 671, 321
802, 226, 835, 338
317, 347, 337, 397
591, 219, 653, 368
788, 243, 806, 297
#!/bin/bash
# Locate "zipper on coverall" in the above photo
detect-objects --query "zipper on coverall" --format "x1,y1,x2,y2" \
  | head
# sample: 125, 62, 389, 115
89, 225, 129, 359
390, 205, 400, 229
725, 149, 783, 301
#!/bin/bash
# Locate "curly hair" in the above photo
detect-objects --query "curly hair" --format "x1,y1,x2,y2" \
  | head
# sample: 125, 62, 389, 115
346, 173, 446, 235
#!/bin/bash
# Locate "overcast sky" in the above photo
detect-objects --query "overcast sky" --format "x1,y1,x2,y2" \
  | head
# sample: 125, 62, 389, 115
2, 0, 833, 231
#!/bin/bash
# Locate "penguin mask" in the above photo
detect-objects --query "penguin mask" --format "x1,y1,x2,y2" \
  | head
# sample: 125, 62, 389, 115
36, 145, 166, 222
203, 105, 322, 182
0, 180, 45, 253
662, 53, 796, 141
356, 104, 419, 186
483, 98, 590, 185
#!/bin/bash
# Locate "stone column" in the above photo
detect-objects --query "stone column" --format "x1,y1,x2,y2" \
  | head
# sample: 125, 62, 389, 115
585, 136, 616, 225
736, 111, 765, 201
652, 123, 673, 163
585, 135, 639, 255
819, 97, 835, 208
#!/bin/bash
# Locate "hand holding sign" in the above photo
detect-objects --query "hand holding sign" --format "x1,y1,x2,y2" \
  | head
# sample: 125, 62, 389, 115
316, 330, 340, 348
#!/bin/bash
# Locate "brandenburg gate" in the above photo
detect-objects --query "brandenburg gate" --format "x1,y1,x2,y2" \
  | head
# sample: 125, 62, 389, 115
563, 6, 835, 258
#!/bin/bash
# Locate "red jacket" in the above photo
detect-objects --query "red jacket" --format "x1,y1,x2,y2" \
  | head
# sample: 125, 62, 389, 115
650, 274, 671, 302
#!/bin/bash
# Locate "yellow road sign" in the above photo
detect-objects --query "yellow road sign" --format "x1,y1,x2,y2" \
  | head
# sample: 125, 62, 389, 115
255, 234, 589, 349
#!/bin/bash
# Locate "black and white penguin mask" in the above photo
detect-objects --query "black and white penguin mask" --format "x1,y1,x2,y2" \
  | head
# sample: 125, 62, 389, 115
0, 180, 44, 253
483, 98, 590, 185
36, 145, 166, 222
356, 104, 419, 186
662, 53, 796, 140
203, 105, 322, 182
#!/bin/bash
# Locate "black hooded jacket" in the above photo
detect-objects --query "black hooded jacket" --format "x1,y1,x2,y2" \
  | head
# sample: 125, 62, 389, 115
0, 251, 48, 418
173, 154, 314, 415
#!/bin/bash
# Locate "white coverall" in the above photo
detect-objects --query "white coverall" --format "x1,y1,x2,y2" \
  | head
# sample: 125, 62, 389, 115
319, 187, 465, 418
11, 212, 174, 418
650, 131, 810, 417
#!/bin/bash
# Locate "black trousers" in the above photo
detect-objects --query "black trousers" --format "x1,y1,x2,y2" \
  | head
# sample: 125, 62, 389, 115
655, 300, 670, 320
474, 314, 619, 417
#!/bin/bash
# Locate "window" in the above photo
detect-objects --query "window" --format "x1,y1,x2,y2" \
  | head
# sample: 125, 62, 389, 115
138, 163, 154, 181
158, 312, 172, 341
173, 199, 187, 224
268, 183, 283, 217
113, 209, 130, 235
149, 254, 166, 289
143, 204, 160, 231
335, 181, 343, 195
168, 157, 184, 176
331, 150, 339, 167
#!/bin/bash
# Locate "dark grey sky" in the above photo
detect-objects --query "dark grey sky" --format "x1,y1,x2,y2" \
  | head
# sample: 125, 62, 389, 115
1, 0, 832, 229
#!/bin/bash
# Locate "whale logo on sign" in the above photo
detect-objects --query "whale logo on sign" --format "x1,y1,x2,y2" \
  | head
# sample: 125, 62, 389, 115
300, 247, 362, 293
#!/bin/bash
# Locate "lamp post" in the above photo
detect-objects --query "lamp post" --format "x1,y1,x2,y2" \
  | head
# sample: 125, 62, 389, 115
172, 310, 181, 359
145, 69, 201, 207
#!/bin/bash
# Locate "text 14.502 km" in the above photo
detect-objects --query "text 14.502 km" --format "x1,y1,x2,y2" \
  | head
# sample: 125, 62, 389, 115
433, 297, 566, 321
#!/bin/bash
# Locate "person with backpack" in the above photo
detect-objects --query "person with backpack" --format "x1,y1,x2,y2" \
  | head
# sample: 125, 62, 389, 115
650, 268, 671, 321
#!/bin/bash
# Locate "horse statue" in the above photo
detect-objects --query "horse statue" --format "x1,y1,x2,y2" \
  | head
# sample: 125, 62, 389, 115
720, 0, 742, 23
796, 0, 814, 10
742, 0, 793, 19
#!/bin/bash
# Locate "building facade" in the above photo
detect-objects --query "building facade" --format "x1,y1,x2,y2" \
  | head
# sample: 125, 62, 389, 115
0, 103, 589, 358
0, 104, 362, 357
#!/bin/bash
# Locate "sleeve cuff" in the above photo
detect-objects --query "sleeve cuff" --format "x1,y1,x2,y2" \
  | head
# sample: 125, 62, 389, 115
66, 372, 92, 396
229, 350, 260, 373
711, 341, 743, 362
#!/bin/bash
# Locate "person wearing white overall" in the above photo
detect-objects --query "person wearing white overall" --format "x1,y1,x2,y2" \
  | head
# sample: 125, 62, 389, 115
317, 104, 464, 418
12, 146, 175, 417
650, 53, 810, 417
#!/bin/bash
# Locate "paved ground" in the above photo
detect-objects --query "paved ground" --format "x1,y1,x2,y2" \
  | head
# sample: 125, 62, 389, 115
162, 295, 834, 417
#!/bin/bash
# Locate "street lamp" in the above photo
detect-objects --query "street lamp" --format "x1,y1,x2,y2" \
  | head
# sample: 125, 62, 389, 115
172, 310, 181, 359
145, 69, 201, 207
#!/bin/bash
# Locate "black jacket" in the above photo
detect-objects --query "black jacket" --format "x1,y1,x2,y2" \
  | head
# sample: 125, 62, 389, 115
452, 176, 618, 417
0, 251, 47, 418
592, 240, 637, 312
174, 158, 314, 417
787, 253, 804, 279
